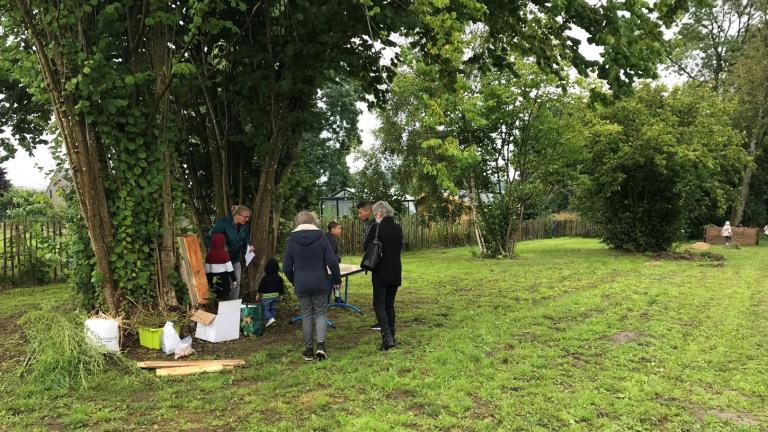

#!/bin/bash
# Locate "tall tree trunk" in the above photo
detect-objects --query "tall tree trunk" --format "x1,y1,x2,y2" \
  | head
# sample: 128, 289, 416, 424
151, 12, 178, 307
467, 177, 488, 256
247, 129, 285, 297
732, 105, 766, 226
16, 0, 121, 311
203, 85, 231, 217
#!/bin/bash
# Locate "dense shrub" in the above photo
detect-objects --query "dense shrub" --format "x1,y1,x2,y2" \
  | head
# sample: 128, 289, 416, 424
577, 84, 745, 252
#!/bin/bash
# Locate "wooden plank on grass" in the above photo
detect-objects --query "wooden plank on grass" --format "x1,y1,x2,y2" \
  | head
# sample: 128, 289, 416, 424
156, 364, 234, 376
137, 359, 246, 368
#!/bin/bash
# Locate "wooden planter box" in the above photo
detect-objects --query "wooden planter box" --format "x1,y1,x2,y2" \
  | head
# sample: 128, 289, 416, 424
704, 226, 759, 245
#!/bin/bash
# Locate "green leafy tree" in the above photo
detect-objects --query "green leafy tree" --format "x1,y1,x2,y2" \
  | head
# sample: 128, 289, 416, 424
665, 0, 765, 91
0, 1, 189, 310
0, 59, 49, 161
1, 0, 696, 308
276, 80, 362, 223
0, 187, 62, 283
577, 83, 745, 251
350, 149, 406, 215
0, 166, 11, 194
665, 0, 766, 225
727, 23, 768, 225
378, 52, 591, 256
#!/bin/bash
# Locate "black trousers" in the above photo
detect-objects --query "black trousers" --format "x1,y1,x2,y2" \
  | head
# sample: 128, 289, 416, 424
372, 280, 399, 336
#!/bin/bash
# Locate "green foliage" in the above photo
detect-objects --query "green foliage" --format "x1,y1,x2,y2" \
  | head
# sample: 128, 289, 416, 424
474, 194, 512, 257
577, 83, 746, 251
377, 51, 592, 256
0, 187, 55, 222
18, 308, 112, 390
664, 0, 764, 90
0, 166, 11, 193
0, 1, 193, 308
0, 0, 699, 307
0, 188, 63, 284
350, 149, 407, 216
277, 79, 362, 219
0, 57, 49, 161
65, 200, 99, 309
730, 24, 768, 225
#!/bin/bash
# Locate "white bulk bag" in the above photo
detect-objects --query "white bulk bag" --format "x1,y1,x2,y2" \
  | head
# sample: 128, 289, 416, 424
84, 317, 120, 353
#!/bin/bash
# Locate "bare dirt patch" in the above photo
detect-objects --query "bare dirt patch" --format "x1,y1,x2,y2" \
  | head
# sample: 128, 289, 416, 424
644, 261, 662, 268
564, 352, 588, 367
389, 388, 415, 400
651, 251, 724, 262
659, 398, 765, 426
610, 331, 641, 344
685, 405, 763, 426
0, 313, 27, 372
686, 242, 712, 250
699, 261, 725, 268
703, 409, 761, 426
469, 394, 498, 423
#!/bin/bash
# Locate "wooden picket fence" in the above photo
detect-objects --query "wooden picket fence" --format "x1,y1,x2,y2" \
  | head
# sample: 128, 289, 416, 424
512, 218, 596, 242
327, 215, 595, 256
0, 219, 67, 285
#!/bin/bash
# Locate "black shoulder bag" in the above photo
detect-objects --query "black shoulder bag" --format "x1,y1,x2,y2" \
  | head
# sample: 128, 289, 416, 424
360, 222, 383, 271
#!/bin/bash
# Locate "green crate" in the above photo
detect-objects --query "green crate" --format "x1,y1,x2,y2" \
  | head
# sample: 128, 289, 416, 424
138, 327, 163, 349
138, 325, 180, 350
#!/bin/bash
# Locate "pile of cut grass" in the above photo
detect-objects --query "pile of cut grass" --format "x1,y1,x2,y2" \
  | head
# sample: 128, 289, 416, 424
18, 309, 115, 389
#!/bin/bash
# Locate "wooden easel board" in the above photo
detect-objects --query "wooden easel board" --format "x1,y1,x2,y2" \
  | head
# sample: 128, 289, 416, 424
177, 234, 209, 306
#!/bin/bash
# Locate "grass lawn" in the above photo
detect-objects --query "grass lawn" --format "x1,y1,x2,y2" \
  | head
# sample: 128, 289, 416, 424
1, 237, 767, 431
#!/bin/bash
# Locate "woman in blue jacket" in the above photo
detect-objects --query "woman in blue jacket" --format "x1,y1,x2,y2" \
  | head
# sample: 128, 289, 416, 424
208, 205, 254, 299
283, 211, 341, 361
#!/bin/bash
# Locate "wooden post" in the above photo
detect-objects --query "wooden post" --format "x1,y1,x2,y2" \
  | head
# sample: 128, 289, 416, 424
9, 224, 14, 280
2, 221, 6, 281
50, 222, 57, 281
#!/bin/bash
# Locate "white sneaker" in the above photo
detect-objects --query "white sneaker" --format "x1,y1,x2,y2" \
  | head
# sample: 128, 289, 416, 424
266, 318, 276, 327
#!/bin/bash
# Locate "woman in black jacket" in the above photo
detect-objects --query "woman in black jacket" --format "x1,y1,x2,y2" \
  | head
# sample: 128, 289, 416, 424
283, 211, 341, 361
364, 201, 403, 350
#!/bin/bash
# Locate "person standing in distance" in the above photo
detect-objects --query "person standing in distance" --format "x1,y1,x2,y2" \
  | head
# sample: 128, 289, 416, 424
208, 204, 255, 300
722, 221, 733, 246
364, 201, 403, 350
357, 201, 380, 331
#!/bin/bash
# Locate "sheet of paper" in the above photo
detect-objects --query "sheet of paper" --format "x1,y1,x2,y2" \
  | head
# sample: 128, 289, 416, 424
245, 250, 255, 267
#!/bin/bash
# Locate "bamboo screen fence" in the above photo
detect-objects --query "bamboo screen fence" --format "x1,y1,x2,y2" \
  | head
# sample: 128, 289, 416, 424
325, 216, 595, 256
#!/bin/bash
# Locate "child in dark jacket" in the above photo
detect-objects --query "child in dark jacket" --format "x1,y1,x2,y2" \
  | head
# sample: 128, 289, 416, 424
326, 221, 343, 303
205, 233, 237, 300
258, 258, 286, 327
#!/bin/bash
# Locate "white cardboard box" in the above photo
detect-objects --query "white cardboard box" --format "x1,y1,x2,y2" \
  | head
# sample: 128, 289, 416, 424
190, 299, 242, 343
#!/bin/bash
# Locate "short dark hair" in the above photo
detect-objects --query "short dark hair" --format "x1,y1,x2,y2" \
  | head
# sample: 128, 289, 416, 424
356, 201, 373, 210
327, 221, 341, 231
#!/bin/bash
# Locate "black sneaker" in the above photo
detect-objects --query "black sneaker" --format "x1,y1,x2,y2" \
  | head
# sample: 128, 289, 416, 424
315, 342, 327, 361
370, 323, 381, 331
302, 347, 314, 361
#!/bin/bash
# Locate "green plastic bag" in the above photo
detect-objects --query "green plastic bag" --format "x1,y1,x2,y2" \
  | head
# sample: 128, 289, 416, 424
241, 303, 264, 337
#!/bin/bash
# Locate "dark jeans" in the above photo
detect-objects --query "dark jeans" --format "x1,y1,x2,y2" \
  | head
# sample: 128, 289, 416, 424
372, 280, 399, 336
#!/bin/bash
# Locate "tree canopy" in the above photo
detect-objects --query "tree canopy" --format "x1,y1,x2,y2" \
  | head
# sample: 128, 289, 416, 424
0, 0, 716, 309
